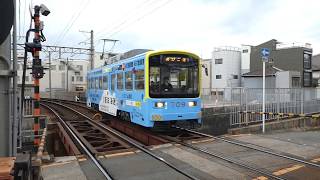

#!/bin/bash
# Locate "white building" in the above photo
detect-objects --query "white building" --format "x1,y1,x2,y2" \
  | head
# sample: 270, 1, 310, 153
17, 59, 89, 92
211, 47, 241, 89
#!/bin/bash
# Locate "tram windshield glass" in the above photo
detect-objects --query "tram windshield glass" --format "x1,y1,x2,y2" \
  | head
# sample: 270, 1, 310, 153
149, 54, 199, 98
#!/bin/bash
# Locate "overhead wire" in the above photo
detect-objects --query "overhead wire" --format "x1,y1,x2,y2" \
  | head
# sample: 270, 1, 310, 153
103, 0, 173, 39
93, 0, 173, 51
94, 0, 155, 38
79, 0, 158, 46
53, 0, 91, 46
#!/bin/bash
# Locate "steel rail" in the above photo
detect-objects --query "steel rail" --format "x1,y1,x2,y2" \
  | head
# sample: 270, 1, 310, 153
161, 135, 285, 180
44, 100, 199, 180
41, 103, 113, 180
174, 126, 320, 169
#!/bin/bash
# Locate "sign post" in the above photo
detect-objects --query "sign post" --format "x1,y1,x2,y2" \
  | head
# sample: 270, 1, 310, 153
261, 48, 270, 133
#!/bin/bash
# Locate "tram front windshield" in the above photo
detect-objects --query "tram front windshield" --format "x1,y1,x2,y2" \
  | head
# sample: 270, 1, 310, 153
149, 54, 199, 98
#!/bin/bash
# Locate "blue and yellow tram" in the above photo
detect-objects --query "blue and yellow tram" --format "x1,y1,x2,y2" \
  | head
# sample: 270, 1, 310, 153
86, 50, 201, 128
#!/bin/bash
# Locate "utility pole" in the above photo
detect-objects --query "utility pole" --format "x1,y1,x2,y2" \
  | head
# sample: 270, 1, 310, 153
48, 52, 52, 98
66, 58, 69, 92
79, 30, 95, 70
90, 30, 94, 70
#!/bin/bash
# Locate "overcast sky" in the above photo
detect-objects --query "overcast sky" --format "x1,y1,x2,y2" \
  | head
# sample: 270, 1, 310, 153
19, 0, 320, 59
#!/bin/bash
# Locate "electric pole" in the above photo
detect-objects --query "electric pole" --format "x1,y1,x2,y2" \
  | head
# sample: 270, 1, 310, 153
90, 30, 94, 70
66, 58, 69, 92
48, 52, 52, 98
79, 30, 95, 70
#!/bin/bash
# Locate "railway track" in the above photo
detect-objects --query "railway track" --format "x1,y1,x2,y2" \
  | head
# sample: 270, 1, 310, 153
161, 126, 320, 179
175, 126, 320, 169
41, 100, 199, 180
41, 103, 113, 180
43, 99, 320, 179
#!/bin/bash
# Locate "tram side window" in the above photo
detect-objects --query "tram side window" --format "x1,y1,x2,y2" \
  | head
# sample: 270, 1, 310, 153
111, 74, 115, 91
125, 71, 133, 90
103, 76, 108, 90
99, 77, 103, 89
95, 78, 99, 89
91, 79, 95, 89
117, 72, 123, 90
135, 70, 144, 90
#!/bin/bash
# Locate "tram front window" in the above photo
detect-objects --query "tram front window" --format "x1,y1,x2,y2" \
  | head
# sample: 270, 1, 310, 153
149, 54, 199, 98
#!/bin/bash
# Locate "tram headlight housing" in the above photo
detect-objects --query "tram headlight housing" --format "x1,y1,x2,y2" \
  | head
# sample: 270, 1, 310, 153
155, 102, 165, 108
188, 101, 197, 107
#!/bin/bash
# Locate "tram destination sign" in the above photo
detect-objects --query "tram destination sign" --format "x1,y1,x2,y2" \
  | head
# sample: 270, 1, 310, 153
162, 56, 194, 64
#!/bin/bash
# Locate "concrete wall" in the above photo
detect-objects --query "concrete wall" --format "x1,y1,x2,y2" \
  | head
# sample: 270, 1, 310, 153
276, 71, 301, 88
243, 76, 276, 88
0, 35, 11, 156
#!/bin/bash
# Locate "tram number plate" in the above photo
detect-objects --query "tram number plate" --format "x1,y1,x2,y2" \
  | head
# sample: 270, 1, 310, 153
171, 102, 185, 107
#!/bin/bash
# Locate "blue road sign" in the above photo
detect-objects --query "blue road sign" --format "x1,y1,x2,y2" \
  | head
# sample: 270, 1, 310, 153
261, 48, 270, 58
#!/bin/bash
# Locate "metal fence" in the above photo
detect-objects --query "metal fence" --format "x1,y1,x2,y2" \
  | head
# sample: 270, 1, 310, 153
201, 88, 320, 127
41, 91, 86, 101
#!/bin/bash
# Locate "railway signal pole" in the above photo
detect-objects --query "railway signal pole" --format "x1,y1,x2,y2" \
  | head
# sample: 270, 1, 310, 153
24, 4, 50, 146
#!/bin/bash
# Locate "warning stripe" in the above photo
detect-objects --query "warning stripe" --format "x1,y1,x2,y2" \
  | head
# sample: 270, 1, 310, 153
240, 111, 320, 118
272, 164, 304, 176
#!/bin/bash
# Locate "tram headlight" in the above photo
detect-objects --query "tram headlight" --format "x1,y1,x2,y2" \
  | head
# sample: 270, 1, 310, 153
155, 102, 165, 108
188, 101, 197, 107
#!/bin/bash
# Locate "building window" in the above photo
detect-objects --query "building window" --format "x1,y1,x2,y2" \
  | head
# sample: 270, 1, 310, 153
125, 71, 133, 90
77, 65, 83, 71
292, 77, 300, 88
17, 64, 20, 70
135, 70, 144, 90
233, 75, 238, 79
59, 65, 65, 71
218, 91, 224, 95
25, 76, 29, 82
242, 49, 248, 53
76, 76, 83, 82
303, 53, 311, 69
215, 58, 223, 64
72, 76, 74, 82
111, 74, 115, 91
50, 65, 56, 70
303, 72, 312, 87
216, 75, 222, 79
103, 76, 108, 90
